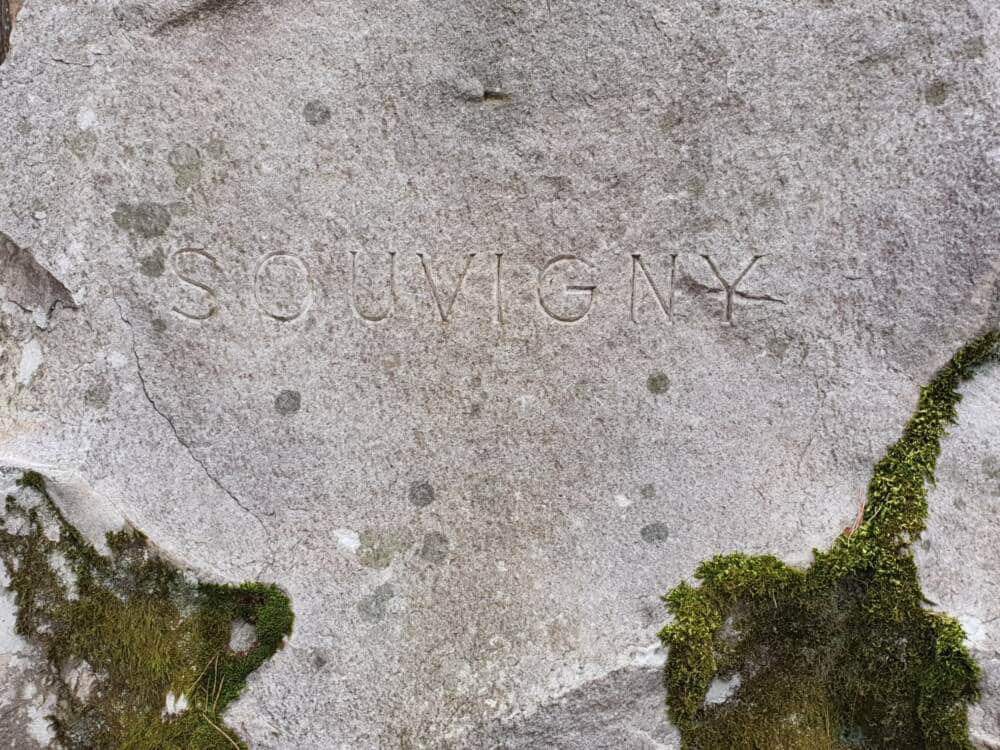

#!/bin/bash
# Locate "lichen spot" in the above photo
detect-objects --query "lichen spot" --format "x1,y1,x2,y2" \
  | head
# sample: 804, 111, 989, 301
963, 36, 985, 59
647, 371, 670, 395
84, 381, 111, 409
303, 100, 332, 126
275, 389, 301, 416
640, 522, 670, 543
112, 201, 172, 239
924, 79, 948, 106
139, 253, 165, 278
167, 143, 203, 188
419, 531, 449, 564
409, 480, 435, 508
660, 111, 684, 133
357, 583, 395, 622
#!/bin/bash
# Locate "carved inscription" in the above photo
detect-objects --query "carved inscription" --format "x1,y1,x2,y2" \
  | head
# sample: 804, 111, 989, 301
494, 253, 504, 324
167, 250, 785, 326
630, 254, 676, 323
254, 252, 312, 322
702, 254, 761, 324
417, 252, 476, 323
350, 251, 396, 322
170, 249, 220, 321
538, 255, 598, 323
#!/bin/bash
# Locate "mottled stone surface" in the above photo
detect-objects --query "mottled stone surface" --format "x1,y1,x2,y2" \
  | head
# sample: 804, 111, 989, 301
0, 0, 999, 746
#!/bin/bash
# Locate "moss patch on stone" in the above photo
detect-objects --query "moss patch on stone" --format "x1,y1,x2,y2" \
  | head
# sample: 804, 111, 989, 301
0, 473, 293, 749
659, 331, 1000, 749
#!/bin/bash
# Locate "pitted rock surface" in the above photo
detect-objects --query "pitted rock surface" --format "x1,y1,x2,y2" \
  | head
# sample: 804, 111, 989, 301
1, 0, 999, 746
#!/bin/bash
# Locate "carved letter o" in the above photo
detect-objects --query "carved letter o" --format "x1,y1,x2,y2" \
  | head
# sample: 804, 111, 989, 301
253, 252, 313, 322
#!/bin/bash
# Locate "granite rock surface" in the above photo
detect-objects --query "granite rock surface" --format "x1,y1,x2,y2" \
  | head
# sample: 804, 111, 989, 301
0, 0, 999, 746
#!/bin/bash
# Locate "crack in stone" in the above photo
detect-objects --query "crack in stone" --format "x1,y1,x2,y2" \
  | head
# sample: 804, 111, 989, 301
113, 298, 276, 576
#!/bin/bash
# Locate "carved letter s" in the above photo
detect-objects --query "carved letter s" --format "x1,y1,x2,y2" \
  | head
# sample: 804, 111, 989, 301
170, 248, 220, 321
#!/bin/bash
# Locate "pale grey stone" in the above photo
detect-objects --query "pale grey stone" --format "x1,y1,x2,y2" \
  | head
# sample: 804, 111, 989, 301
230, 619, 258, 654
917, 363, 1000, 750
0, 0, 998, 746
61, 660, 98, 704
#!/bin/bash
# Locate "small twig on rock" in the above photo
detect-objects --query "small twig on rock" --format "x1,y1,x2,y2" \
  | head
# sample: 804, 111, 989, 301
842, 487, 866, 539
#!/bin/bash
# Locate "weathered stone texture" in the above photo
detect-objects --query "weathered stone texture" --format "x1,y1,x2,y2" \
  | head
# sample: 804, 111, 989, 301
0, 0, 998, 746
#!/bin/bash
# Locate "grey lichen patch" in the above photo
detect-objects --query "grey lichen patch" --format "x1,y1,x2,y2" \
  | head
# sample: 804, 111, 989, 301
640, 522, 670, 543
686, 177, 707, 199
982, 455, 1000, 483
65, 131, 98, 160
139, 252, 165, 278
751, 190, 778, 210
358, 528, 415, 570
408, 480, 435, 508
111, 202, 172, 239
646, 371, 671, 395
274, 389, 301, 415
962, 37, 985, 60
303, 100, 332, 126
203, 137, 226, 158
419, 531, 449, 564
357, 583, 395, 622
311, 650, 327, 669
83, 381, 111, 409
766, 335, 790, 360
660, 111, 685, 133
924, 79, 949, 106
167, 143, 203, 189
0, 471, 294, 749
167, 201, 190, 218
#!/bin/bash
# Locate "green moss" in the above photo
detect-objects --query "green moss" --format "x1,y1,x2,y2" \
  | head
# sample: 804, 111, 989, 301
0, 474, 294, 749
659, 332, 1000, 750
